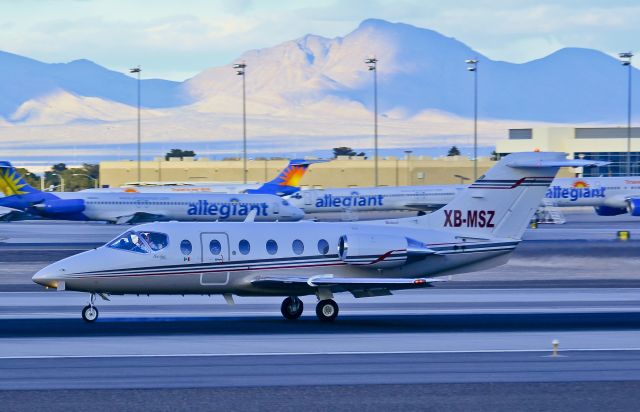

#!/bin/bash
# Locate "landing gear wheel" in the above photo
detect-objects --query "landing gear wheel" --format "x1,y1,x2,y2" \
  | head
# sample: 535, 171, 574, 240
82, 305, 99, 322
281, 296, 304, 320
316, 299, 339, 322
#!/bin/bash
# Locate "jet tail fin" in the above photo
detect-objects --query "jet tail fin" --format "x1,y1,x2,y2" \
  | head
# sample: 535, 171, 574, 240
418, 152, 605, 240
0, 161, 41, 197
246, 159, 327, 196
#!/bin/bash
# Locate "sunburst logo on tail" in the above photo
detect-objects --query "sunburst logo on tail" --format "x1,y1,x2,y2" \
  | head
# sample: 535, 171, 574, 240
572, 180, 589, 188
0, 168, 29, 196
277, 165, 307, 187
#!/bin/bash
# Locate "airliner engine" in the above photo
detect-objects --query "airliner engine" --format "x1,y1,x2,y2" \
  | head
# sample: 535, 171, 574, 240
33, 199, 86, 215
626, 199, 640, 216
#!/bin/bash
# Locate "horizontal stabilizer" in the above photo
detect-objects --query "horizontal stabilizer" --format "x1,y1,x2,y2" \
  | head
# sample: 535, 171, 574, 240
506, 159, 609, 168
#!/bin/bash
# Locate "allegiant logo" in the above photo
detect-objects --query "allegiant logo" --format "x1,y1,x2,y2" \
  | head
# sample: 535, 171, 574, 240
315, 193, 384, 208
187, 199, 268, 219
545, 186, 606, 201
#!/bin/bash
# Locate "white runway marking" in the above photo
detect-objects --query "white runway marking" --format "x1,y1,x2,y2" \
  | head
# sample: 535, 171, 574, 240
2, 347, 640, 360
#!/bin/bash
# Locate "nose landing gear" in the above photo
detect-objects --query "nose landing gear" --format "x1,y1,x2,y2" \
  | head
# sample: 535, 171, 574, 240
81, 293, 99, 322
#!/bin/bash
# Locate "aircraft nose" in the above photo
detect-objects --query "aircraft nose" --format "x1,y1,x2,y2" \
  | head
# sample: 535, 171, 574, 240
32, 264, 64, 288
293, 207, 305, 220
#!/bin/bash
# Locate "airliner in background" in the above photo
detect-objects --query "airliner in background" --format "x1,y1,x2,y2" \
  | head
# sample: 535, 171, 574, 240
288, 175, 640, 220
0, 161, 304, 223
32, 152, 603, 322
543, 177, 640, 216
83, 159, 326, 196
288, 185, 466, 217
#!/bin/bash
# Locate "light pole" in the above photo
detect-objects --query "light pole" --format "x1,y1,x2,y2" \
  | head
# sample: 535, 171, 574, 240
129, 66, 142, 183
233, 61, 247, 184
619, 52, 633, 175
51, 173, 64, 192
365, 57, 379, 186
73, 173, 98, 189
404, 150, 412, 186
466, 59, 479, 180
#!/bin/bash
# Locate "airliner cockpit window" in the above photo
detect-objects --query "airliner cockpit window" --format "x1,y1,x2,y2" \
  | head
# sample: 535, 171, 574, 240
138, 231, 169, 251
107, 231, 149, 254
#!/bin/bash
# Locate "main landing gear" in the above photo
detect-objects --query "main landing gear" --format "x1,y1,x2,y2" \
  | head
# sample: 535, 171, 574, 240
316, 299, 339, 322
280, 296, 340, 322
81, 293, 99, 323
280, 296, 304, 320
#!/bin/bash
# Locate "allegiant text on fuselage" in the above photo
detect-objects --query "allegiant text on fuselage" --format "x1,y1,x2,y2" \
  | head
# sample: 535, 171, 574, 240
315, 194, 384, 208
545, 186, 606, 201
187, 200, 268, 219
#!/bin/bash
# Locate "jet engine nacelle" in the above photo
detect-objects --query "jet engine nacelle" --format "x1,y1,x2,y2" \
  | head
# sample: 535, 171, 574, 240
337, 233, 433, 269
34, 199, 86, 215
594, 205, 627, 216
626, 198, 640, 216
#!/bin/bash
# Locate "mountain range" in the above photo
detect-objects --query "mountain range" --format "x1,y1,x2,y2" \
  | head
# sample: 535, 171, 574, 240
1, 18, 638, 165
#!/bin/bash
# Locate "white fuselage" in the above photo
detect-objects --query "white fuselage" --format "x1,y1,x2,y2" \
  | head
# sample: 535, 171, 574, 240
544, 177, 640, 208
82, 183, 262, 195
32, 220, 516, 295
288, 185, 466, 214
289, 177, 640, 215
54, 192, 303, 222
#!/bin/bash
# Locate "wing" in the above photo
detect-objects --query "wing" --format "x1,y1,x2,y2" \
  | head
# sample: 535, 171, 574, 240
114, 212, 168, 224
403, 203, 447, 212
0, 206, 27, 221
251, 275, 444, 298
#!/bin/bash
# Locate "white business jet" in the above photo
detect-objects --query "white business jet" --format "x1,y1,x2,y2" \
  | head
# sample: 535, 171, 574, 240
32, 152, 600, 322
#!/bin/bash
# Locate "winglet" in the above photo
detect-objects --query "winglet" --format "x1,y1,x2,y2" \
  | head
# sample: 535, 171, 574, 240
244, 209, 258, 222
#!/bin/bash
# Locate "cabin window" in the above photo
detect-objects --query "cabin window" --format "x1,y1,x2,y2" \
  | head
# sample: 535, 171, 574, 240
239, 239, 251, 255
107, 231, 149, 254
180, 239, 192, 255
209, 240, 222, 255
266, 239, 278, 255
138, 231, 169, 251
317, 239, 329, 255
292, 239, 304, 255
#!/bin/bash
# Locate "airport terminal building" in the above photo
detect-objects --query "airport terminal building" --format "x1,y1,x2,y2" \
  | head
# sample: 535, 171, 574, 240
497, 126, 640, 176
98, 156, 503, 188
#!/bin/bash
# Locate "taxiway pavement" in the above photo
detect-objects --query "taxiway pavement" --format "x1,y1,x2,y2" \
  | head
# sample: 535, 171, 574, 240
1, 212, 639, 408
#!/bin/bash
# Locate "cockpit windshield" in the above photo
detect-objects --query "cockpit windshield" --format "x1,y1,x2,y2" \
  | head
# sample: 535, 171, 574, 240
107, 230, 169, 254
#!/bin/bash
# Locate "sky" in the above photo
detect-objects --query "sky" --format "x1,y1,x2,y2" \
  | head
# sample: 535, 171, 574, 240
0, 0, 639, 80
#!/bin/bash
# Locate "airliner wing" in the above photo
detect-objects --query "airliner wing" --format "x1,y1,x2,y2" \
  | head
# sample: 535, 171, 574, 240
114, 212, 168, 225
251, 275, 444, 297
0, 206, 25, 220
403, 203, 447, 212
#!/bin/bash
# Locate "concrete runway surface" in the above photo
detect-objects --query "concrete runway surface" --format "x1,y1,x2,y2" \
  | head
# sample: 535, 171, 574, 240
1, 211, 640, 410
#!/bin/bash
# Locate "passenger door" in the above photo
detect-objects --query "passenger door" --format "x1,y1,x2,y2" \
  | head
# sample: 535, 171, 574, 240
200, 232, 230, 286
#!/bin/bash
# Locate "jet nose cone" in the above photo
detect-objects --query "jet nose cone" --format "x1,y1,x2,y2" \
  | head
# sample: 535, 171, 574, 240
292, 208, 305, 220
32, 265, 62, 288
